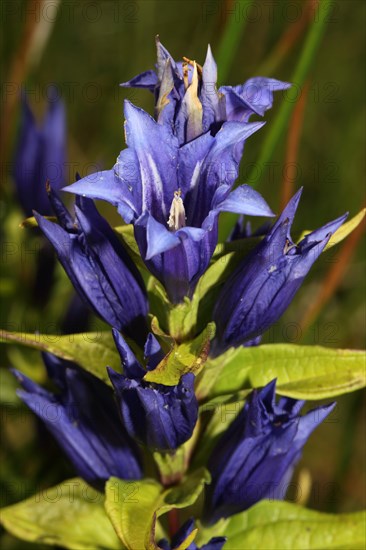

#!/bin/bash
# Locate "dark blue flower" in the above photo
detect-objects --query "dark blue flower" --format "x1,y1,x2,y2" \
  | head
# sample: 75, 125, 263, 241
13, 354, 143, 490
14, 93, 66, 217
34, 187, 148, 341
204, 380, 335, 524
121, 37, 291, 144
62, 40, 284, 302
107, 329, 198, 451
64, 104, 274, 302
213, 189, 348, 353
158, 518, 226, 550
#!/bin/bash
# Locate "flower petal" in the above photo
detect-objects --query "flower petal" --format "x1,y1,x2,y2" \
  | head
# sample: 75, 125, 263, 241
213, 184, 275, 217
123, 100, 179, 221
142, 213, 180, 259
120, 69, 158, 90
63, 169, 138, 223
184, 120, 266, 226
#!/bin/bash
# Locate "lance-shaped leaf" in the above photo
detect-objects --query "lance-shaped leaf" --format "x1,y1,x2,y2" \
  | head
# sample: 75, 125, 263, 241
105, 469, 211, 550
0, 330, 120, 384
158, 517, 226, 550
197, 500, 366, 550
0, 478, 122, 550
143, 323, 215, 385
199, 344, 366, 402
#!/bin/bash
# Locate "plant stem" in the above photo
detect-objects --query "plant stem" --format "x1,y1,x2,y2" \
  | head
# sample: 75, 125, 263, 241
168, 508, 180, 537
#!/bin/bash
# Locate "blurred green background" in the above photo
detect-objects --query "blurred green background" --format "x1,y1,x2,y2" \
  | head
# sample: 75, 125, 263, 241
0, 1, 365, 547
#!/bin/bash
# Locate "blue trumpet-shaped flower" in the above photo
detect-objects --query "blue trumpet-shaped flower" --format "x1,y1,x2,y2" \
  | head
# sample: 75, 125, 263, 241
64, 104, 274, 302
158, 518, 226, 550
13, 354, 143, 490
213, 189, 348, 352
63, 40, 285, 302
204, 380, 335, 524
34, 187, 148, 341
108, 329, 198, 451
14, 93, 66, 217
121, 37, 291, 144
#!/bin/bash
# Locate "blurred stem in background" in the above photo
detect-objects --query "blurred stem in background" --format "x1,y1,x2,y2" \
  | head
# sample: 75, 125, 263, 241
247, 0, 334, 188
218, 0, 332, 241
257, 0, 318, 76
215, 0, 254, 85
0, 0, 61, 168
279, 80, 310, 209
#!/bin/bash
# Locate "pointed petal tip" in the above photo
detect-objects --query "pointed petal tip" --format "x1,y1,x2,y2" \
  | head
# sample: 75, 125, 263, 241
106, 365, 119, 382
111, 327, 129, 352
205, 43, 214, 61
61, 184, 74, 194
263, 378, 277, 394
281, 187, 303, 219
144, 214, 180, 260
10, 367, 22, 381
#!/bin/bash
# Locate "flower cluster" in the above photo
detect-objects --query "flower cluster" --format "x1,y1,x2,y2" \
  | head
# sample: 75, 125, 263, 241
9, 38, 348, 547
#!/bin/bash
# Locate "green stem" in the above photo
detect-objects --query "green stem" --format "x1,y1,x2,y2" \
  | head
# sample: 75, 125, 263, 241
216, 0, 254, 85
247, 0, 334, 187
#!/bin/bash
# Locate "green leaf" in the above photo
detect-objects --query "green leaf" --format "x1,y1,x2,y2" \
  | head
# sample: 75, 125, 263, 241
148, 250, 244, 342
114, 224, 145, 269
143, 323, 215, 386
192, 398, 249, 470
105, 469, 210, 550
196, 347, 251, 401
0, 330, 120, 384
105, 478, 161, 550
199, 500, 366, 549
249, 345, 366, 400
0, 478, 122, 550
211, 237, 260, 261
200, 344, 366, 402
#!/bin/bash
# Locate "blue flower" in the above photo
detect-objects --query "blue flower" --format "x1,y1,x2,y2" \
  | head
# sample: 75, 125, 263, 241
64, 107, 274, 302
63, 40, 287, 302
13, 354, 143, 490
14, 93, 66, 217
204, 380, 335, 524
34, 186, 148, 341
213, 189, 347, 353
121, 37, 291, 144
158, 518, 226, 550
107, 329, 198, 451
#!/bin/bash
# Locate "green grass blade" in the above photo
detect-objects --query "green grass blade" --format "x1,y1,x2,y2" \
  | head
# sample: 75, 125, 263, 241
216, 0, 254, 84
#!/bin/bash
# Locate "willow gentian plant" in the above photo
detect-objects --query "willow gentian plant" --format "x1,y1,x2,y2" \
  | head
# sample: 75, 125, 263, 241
1, 38, 365, 550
